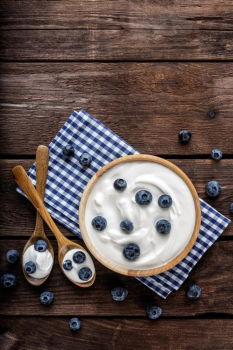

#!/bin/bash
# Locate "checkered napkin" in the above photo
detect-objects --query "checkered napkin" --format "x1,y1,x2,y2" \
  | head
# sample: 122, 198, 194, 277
17, 110, 230, 298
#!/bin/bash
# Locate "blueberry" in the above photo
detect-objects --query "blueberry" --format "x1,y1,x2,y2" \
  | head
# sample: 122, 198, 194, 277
120, 219, 134, 233
123, 243, 140, 261
24, 261, 36, 274
114, 178, 127, 191
69, 317, 81, 331
158, 194, 172, 209
63, 145, 75, 158
40, 291, 54, 305
135, 190, 152, 205
205, 180, 221, 198
179, 130, 192, 144
92, 216, 107, 231
146, 305, 162, 320
1, 273, 17, 288
78, 267, 93, 281
6, 249, 19, 264
156, 219, 171, 234
79, 152, 92, 167
187, 285, 202, 300
34, 239, 47, 252
73, 251, 86, 264
211, 148, 222, 161
111, 287, 128, 301
63, 259, 73, 271
229, 202, 233, 214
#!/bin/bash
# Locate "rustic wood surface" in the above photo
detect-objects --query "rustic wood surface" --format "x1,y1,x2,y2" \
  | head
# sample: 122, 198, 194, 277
0, 0, 233, 349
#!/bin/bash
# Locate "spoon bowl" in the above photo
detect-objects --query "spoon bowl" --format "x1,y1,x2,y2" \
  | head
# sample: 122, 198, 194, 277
22, 145, 54, 286
12, 164, 96, 288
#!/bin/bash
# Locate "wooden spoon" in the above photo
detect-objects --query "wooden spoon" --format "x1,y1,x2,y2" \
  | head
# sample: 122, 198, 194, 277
12, 165, 96, 288
22, 145, 54, 286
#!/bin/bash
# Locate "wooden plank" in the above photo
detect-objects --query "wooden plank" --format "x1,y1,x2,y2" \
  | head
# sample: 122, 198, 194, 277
1, 317, 232, 350
0, 159, 232, 237
1, 62, 233, 155
1, 0, 233, 30
1, 29, 233, 61
0, 240, 232, 316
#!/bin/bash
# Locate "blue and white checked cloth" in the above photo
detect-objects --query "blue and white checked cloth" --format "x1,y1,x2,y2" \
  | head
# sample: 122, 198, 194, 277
18, 110, 230, 298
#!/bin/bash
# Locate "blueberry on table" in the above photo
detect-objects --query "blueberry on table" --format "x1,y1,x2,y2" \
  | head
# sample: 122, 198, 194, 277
146, 305, 162, 320
40, 291, 54, 305
78, 267, 93, 281
205, 180, 221, 198
6, 249, 19, 264
73, 251, 86, 264
123, 243, 140, 261
111, 287, 128, 301
187, 284, 202, 300
63, 259, 73, 271
34, 239, 48, 252
69, 317, 81, 331
156, 219, 171, 234
229, 203, 233, 214
211, 148, 222, 161
1, 273, 17, 288
24, 261, 36, 274
92, 216, 107, 231
62, 145, 75, 158
135, 190, 152, 205
120, 219, 134, 233
79, 152, 92, 167
113, 178, 127, 191
178, 130, 192, 144
158, 194, 172, 209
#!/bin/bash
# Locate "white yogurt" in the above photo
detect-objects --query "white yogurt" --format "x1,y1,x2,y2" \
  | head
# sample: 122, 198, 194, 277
23, 245, 53, 279
84, 160, 196, 270
62, 249, 95, 283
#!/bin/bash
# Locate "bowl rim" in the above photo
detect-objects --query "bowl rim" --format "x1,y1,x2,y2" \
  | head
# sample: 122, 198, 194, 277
79, 154, 201, 277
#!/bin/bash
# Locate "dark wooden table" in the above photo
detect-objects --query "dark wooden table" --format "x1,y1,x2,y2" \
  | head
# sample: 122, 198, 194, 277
1, 1, 233, 349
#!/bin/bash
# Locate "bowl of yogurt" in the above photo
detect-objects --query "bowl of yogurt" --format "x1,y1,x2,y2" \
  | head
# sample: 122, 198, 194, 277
79, 154, 201, 277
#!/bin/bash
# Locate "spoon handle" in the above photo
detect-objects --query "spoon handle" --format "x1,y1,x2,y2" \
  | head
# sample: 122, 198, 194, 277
12, 165, 69, 247
34, 145, 49, 235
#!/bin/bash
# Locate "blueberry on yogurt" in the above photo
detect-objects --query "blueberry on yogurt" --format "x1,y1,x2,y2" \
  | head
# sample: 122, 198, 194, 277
34, 239, 48, 252
73, 251, 86, 264
135, 190, 152, 205
79, 152, 92, 167
1, 273, 17, 288
120, 219, 134, 233
123, 243, 140, 261
156, 219, 171, 234
6, 249, 19, 264
78, 267, 93, 281
63, 259, 73, 271
92, 216, 107, 231
24, 261, 36, 274
114, 178, 127, 191
158, 194, 172, 209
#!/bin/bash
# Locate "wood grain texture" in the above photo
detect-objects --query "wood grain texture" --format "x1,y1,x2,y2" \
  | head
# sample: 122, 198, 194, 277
1, 317, 233, 350
1, 159, 232, 237
1, 63, 233, 155
1, 0, 233, 30
1, 29, 233, 61
0, 240, 232, 316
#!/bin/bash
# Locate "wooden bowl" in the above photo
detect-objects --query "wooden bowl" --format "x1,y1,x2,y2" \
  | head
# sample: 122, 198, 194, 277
79, 154, 201, 277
